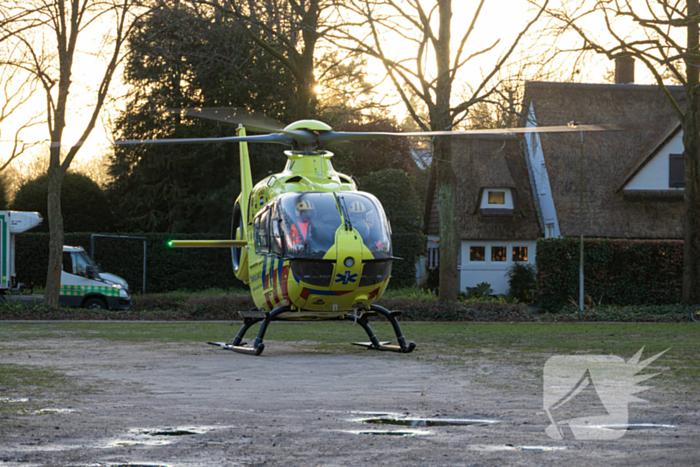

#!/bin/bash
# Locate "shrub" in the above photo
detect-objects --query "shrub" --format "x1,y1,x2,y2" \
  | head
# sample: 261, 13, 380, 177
11, 172, 115, 232
464, 282, 493, 299
507, 263, 536, 302
536, 237, 683, 312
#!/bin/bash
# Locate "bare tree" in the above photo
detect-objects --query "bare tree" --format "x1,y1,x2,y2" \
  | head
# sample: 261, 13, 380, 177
0, 0, 152, 305
0, 50, 43, 173
222, 0, 364, 120
336, 0, 548, 301
540, 0, 700, 303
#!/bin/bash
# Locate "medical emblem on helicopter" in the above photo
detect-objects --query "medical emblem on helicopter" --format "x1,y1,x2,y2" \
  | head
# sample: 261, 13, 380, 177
118, 112, 614, 356
335, 271, 358, 285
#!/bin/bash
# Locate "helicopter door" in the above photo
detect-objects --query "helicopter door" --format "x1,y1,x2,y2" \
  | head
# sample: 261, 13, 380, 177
254, 207, 271, 255
253, 205, 284, 258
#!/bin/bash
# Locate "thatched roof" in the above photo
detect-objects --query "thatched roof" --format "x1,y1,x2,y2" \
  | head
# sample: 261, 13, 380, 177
520, 81, 686, 239
426, 135, 542, 241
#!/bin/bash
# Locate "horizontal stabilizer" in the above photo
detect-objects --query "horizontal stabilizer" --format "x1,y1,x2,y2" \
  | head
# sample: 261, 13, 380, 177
168, 240, 248, 248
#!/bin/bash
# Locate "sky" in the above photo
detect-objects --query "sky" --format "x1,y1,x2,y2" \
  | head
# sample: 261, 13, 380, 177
0, 0, 657, 181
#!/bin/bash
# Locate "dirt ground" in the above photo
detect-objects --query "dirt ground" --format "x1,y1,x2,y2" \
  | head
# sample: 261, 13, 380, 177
0, 329, 698, 466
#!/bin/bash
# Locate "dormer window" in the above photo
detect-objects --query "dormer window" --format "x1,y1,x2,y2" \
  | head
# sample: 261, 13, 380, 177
480, 188, 514, 215
488, 191, 505, 204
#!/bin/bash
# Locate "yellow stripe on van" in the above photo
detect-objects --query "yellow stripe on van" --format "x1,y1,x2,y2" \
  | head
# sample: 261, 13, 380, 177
60, 285, 119, 297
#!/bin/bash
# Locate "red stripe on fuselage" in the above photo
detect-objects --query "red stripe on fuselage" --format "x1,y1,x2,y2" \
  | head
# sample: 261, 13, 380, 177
272, 263, 280, 305
281, 265, 290, 302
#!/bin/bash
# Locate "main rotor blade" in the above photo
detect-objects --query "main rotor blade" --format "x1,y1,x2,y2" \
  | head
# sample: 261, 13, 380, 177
115, 133, 294, 146
168, 107, 286, 134
318, 124, 619, 144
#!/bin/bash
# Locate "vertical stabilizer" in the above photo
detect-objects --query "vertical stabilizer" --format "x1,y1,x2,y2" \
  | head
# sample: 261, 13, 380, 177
238, 125, 254, 223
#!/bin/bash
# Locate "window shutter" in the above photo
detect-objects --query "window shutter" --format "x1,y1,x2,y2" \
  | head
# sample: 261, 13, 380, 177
669, 153, 685, 188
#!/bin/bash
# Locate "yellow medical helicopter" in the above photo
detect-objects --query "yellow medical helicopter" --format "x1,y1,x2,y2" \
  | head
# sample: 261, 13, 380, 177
118, 114, 611, 355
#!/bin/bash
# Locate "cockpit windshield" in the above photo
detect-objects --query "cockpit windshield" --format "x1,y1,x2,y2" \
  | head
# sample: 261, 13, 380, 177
337, 192, 392, 257
278, 192, 342, 258
270, 191, 392, 259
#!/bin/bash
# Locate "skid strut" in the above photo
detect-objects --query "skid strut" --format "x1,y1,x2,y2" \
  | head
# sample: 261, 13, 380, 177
349, 305, 416, 353
208, 304, 416, 356
208, 306, 290, 356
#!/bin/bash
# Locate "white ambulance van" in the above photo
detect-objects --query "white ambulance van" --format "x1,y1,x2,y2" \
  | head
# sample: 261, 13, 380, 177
60, 245, 132, 310
0, 210, 132, 310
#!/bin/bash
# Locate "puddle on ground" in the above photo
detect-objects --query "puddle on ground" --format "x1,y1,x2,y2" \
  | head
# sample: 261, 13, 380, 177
144, 430, 199, 436
89, 464, 170, 467
470, 444, 567, 452
358, 417, 499, 427
343, 429, 430, 437
34, 408, 77, 414
101, 426, 230, 449
572, 423, 676, 431
0, 397, 30, 403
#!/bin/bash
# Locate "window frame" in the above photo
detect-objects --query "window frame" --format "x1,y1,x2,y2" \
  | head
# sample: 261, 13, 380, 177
669, 153, 685, 188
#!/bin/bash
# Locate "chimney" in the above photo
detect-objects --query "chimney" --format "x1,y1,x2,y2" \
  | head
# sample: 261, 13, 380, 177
615, 55, 635, 84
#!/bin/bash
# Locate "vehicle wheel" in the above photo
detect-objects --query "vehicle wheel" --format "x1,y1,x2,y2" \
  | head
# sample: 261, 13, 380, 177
691, 305, 700, 322
83, 297, 107, 310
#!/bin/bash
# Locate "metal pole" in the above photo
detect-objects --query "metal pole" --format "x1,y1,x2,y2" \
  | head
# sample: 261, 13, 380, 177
143, 240, 147, 294
579, 130, 585, 312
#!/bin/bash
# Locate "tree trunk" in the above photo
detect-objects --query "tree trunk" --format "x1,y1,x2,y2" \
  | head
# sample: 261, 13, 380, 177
436, 136, 459, 302
435, 0, 458, 302
44, 164, 64, 306
682, 0, 700, 304
682, 110, 700, 303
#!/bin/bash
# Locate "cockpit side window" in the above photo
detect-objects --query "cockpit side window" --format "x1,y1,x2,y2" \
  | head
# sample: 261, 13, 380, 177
254, 207, 271, 255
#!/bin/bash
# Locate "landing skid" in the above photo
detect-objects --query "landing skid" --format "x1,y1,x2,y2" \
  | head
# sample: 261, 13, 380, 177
208, 305, 416, 356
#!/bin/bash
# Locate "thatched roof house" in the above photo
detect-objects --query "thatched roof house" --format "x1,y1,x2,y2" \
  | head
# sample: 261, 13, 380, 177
424, 135, 541, 294
426, 135, 541, 240
520, 81, 686, 239
423, 75, 687, 294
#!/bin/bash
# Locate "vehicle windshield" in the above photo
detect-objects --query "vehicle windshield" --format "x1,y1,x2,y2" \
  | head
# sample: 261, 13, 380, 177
80, 251, 102, 272
278, 192, 342, 259
277, 191, 391, 259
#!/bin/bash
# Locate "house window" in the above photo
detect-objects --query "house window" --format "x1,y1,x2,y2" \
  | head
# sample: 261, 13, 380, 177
545, 223, 555, 238
669, 153, 684, 188
491, 246, 507, 262
513, 246, 528, 262
470, 246, 485, 261
488, 191, 505, 204
480, 188, 514, 212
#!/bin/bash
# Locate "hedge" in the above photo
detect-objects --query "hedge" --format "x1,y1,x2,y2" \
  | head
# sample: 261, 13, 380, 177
389, 232, 425, 289
15, 232, 246, 293
15, 231, 424, 293
536, 237, 683, 312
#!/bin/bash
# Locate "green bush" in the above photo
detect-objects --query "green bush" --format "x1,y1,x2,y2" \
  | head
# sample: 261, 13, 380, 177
536, 238, 683, 312
507, 263, 536, 302
464, 282, 493, 300
11, 172, 115, 233
389, 232, 424, 289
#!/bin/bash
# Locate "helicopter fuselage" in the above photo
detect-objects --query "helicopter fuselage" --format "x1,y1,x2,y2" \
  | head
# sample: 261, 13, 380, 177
233, 137, 394, 316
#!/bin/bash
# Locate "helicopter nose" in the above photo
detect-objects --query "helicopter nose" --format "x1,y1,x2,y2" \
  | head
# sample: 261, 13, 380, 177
329, 233, 363, 291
